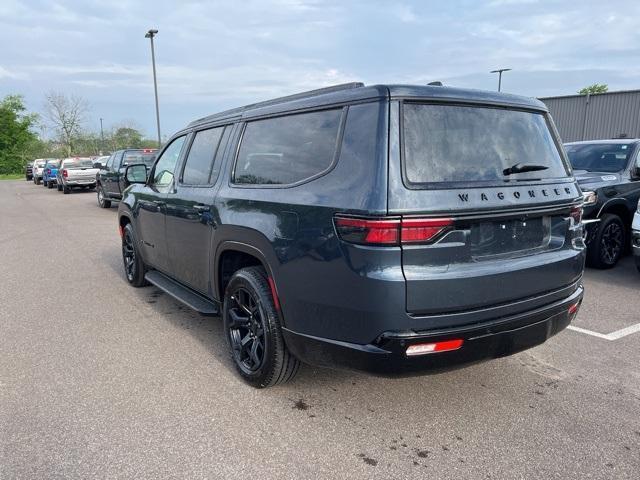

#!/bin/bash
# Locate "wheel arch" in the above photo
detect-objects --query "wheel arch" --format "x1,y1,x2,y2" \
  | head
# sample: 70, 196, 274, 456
214, 240, 279, 306
598, 199, 632, 227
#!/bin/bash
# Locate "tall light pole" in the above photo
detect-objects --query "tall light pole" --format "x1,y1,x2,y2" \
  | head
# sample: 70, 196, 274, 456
99, 117, 104, 154
490, 68, 511, 92
145, 28, 161, 147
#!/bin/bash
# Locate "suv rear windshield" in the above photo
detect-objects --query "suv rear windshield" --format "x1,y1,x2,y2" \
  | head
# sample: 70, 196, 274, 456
122, 152, 156, 167
564, 143, 632, 173
403, 103, 568, 186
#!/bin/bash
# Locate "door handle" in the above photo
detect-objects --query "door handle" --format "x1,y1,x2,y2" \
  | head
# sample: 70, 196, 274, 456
154, 201, 166, 207
193, 204, 209, 212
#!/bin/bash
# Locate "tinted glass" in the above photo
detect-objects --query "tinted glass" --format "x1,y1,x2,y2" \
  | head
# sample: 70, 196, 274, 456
565, 143, 632, 173
235, 109, 342, 185
122, 151, 156, 167
152, 136, 186, 187
182, 127, 224, 185
403, 104, 568, 185
46, 160, 60, 168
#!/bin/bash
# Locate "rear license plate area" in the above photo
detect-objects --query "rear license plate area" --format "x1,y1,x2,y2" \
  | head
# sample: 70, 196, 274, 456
470, 217, 550, 259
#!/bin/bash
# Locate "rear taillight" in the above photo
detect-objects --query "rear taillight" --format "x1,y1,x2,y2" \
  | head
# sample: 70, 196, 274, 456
334, 216, 453, 246
570, 205, 582, 225
46, 168, 51, 175
62, 169, 68, 178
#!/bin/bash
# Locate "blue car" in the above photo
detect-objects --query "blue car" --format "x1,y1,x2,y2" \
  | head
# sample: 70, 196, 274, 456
42, 159, 61, 189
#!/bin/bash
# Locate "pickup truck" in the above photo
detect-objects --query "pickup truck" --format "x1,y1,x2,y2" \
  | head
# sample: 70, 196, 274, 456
32, 159, 47, 184
56, 158, 99, 194
96, 149, 156, 208
565, 139, 640, 268
42, 159, 61, 188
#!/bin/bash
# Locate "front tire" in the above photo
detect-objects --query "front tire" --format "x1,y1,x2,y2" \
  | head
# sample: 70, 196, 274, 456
97, 185, 111, 208
223, 267, 300, 388
121, 223, 148, 287
587, 213, 625, 269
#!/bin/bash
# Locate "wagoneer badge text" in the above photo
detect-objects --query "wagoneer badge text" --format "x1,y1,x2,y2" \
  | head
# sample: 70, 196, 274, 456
457, 186, 574, 203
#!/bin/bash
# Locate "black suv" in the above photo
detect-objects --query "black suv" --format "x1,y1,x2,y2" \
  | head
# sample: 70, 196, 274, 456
564, 140, 640, 268
118, 83, 586, 388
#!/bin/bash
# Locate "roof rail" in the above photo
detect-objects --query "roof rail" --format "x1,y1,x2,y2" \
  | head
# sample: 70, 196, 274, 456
188, 82, 364, 127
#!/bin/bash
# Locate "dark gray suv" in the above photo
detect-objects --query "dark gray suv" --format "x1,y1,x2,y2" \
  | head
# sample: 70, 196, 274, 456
118, 83, 586, 387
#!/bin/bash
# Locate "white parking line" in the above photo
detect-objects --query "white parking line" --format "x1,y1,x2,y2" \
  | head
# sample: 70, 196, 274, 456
567, 323, 640, 341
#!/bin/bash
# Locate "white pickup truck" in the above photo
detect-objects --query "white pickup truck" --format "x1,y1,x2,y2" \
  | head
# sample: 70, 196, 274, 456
56, 158, 99, 194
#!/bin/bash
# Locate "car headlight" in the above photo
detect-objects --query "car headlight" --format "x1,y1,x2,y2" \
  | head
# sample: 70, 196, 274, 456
582, 191, 597, 206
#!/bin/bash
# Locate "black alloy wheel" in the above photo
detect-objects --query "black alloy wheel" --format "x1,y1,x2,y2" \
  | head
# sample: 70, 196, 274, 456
587, 213, 625, 269
223, 267, 300, 388
121, 223, 147, 287
600, 222, 623, 265
227, 286, 267, 374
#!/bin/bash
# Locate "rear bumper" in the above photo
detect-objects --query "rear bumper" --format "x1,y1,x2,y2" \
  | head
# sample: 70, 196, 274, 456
632, 212, 640, 265
283, 285, 583, 376
65, 179, 96, 186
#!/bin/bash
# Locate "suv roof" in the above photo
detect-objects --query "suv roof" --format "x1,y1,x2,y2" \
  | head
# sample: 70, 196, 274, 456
564, 139, 640, 145
187, 83, 548, 130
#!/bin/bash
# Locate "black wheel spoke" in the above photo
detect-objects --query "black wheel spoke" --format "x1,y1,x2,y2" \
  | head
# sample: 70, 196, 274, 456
228, 309, 250, 329
226, 284, 267, 373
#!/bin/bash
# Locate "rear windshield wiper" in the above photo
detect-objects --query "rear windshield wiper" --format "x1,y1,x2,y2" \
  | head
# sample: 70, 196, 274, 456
503, 163, 549, 176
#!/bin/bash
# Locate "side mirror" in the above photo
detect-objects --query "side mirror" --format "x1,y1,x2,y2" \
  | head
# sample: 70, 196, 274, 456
124, 164, 148, 186
94, 162, 103, 169
632, 165, 640, 180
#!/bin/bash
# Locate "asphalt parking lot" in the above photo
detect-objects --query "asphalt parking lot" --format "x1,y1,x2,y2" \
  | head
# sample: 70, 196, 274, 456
1, 179, 639, 479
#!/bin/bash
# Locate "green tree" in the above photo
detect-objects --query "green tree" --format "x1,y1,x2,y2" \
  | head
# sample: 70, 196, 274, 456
578, 84, 608, 95
110, 126, 144, 150
0, 95, 39, 174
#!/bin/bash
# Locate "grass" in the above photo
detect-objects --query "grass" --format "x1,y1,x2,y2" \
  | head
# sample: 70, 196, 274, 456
0, 173, 23, 180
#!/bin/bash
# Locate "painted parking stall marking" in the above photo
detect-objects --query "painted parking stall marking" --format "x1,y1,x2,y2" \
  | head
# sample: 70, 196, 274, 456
567, 322, 640, 340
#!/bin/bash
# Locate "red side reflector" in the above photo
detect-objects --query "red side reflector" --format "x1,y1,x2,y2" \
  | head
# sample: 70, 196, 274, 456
406, 339, 464, 356
118, 225, 124, 238
267, 276, 280, 310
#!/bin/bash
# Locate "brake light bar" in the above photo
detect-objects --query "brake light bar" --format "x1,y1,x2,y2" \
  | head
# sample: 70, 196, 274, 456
334, 215, 453, 246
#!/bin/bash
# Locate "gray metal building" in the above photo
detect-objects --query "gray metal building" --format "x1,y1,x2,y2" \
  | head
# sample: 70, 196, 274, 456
540, 90, 640, 143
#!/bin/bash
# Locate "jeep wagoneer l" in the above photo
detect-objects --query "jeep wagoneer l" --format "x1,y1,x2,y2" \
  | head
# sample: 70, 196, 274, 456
117, 83, 586, 387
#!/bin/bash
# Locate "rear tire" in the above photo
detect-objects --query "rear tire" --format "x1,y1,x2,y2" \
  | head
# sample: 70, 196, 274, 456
57, 183, 62, 191
587, 213, 625, 269
47, 181, 53, 189
42, 180, 48, 188
121, 223, 148, 287
97, 185, 111, 208
63, 185, 70, 194
223, 266, 300, 388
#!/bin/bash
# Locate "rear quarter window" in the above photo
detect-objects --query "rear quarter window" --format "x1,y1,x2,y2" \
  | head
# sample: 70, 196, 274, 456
402, 103, 568, 186
234, 108, 344, 186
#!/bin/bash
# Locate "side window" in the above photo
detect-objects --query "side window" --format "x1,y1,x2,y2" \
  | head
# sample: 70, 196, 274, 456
234, 109, 343, 185
105, 155, 114, 170
151, 136, 187, 188
181, 126, 225, 185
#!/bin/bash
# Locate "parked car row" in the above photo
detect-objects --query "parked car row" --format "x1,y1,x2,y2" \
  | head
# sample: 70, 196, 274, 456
23, 83, 640, 388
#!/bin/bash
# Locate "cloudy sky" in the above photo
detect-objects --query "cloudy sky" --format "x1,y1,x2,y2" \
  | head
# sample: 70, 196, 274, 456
1, 0, 639, 139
